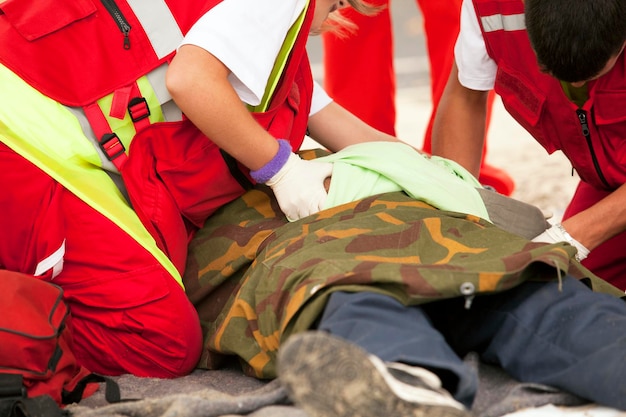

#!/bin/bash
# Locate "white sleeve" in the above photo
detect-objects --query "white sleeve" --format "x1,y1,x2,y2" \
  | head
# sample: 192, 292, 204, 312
309, 81, 333, 116
181, 0, 308, 106
454, 0, 497, 91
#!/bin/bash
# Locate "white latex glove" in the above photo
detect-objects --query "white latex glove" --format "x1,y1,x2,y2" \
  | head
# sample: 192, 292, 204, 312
266, 153, 333, 221
532, 223, 590, 261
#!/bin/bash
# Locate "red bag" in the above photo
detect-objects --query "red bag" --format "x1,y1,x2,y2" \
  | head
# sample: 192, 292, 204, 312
0, 271, 101, 413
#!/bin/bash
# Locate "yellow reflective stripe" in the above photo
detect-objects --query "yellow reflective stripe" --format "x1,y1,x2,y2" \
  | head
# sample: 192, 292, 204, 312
62, 64, 179, 174
138, 75, 165, 123
0, 64, 182, 287
480, 13, 526, 33
97, 93, 134, 149
249, 0, 310, 113
96, 75, 166, 150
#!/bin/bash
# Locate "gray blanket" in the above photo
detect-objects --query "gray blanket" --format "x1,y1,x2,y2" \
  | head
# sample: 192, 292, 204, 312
68, 354, 586, 417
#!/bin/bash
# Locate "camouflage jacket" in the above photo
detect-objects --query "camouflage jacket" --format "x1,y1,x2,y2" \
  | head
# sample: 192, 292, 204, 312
183, 180, 601, 379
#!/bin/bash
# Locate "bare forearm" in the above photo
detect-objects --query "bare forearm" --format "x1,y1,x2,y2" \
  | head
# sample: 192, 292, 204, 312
307, 101, 400, 152
431, 63, 489, 177
167, 45, 278, 170
562, 183, 626, 251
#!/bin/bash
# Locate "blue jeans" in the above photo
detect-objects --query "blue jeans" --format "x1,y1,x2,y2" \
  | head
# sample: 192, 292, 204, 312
317, 277, 626, 410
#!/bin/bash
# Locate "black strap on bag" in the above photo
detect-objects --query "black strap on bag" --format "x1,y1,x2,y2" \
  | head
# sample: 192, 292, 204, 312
0, 375, 65, 417
0, 374, 122, 417
0, 396, 66, 417
61, 374, 121, 405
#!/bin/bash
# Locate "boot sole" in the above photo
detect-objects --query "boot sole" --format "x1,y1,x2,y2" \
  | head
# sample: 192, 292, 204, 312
278, 332, 471, 417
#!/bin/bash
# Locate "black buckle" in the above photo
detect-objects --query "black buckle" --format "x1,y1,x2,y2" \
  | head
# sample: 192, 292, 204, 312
98, 133, 126, 161
127, 97, 150, 122
0, 374, 26, 399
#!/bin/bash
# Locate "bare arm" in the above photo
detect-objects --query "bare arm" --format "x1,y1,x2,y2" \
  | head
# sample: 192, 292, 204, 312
563, 183, 626, 251
166, 44, 278, 171
431, 62, 489, 178
307, 101, 401, 153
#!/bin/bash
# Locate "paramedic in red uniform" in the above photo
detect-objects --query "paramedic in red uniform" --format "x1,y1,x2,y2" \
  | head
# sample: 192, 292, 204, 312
432, 0, 626, 289
0, 0, 399, 377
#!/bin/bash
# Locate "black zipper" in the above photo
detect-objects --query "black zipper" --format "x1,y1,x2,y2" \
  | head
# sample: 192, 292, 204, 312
576, 109, 610, 188
100, 0, 132, 50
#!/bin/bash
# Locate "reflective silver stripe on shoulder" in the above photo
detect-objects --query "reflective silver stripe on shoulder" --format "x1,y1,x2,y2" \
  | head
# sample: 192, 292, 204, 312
481, 13, 526, 33
146, 63, 183, 122
34, 239, 65, 279
127, 0, 184, 59
64, 105, 119, 172
63, 64, 183, 173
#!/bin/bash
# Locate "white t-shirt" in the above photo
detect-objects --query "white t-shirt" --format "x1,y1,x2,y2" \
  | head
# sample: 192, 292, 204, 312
180, 0, 331, 115
455, 0, 498, 91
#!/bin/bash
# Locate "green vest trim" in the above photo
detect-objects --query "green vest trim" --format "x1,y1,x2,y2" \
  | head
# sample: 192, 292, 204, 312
0, 63, 182, 286
248, 0, 310, 113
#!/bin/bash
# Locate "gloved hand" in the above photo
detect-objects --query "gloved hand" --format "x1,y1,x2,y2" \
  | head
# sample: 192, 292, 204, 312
266, 152, 333, 221
532, 223, 590, 261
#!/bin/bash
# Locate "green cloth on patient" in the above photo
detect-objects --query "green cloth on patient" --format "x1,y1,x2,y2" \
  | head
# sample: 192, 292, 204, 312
317, 142, 490, 220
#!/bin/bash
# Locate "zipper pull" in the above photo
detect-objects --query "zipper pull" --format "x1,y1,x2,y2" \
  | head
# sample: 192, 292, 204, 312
575, 108, 610, 189
577, 109, 590, 136
122, 24, 131, 50
100, 0, 132, 50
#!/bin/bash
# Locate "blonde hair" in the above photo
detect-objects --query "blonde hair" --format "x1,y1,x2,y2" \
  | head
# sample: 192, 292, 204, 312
316, 0, 383, 37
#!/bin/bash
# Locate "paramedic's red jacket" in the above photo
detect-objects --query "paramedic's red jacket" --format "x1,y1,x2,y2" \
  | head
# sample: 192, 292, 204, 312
0, 0, 314, 376
0, 0, 313, 272
473, 0, 626, 287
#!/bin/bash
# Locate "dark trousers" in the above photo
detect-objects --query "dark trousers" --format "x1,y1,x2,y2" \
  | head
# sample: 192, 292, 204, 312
317, 277, 626, 410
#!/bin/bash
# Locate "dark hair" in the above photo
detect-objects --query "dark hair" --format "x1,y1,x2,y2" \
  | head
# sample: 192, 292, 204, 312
525, 0, 626, 82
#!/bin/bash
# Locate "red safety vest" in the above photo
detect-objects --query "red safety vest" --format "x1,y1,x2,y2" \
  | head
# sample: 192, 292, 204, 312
473, 0, 626, 191
0, 0, 314, 271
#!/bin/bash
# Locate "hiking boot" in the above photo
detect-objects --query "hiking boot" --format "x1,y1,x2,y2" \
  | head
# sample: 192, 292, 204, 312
278, 331, 471, 417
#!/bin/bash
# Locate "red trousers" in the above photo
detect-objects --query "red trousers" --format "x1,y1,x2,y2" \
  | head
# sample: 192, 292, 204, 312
563, 181, 626, 290
322, 0, 512, 195
0, 143, 202, 377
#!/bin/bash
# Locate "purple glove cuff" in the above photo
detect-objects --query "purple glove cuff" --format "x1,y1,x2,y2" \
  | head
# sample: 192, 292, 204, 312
250, 139, 292, 183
